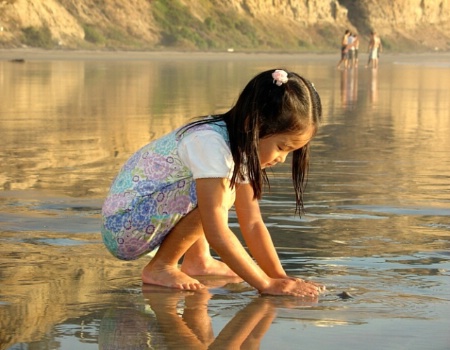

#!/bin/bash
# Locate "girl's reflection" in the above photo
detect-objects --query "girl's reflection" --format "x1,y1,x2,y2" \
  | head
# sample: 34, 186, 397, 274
99, 278, 318, 349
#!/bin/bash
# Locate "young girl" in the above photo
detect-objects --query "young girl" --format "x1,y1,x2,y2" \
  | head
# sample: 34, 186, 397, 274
101, 69, 325, 297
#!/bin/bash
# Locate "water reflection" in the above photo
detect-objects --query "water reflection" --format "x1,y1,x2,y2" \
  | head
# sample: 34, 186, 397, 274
99, 284, 276, 349
99, 282, 322, 350
339, 67, 358, 108
1, 52, 450, 349
0, 58, 254, 197
369, 67, 378, 104
0, 232, 141, 350
1, 54, 450, 201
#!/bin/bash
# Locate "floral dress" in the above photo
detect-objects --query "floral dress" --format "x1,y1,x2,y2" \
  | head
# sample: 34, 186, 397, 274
101, 120, 230, 260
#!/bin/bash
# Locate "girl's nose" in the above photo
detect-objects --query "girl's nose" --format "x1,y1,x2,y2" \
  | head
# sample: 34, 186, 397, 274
278, 153, 288, 163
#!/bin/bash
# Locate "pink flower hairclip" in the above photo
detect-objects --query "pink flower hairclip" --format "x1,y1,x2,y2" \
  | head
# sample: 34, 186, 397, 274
272, 69, 288, 86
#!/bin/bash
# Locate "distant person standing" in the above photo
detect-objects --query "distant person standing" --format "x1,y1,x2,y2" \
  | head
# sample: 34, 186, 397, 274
351, 33, 360, 68
337, 30, 350, 70
367, 31, 382, 69
347, 33, 354, 68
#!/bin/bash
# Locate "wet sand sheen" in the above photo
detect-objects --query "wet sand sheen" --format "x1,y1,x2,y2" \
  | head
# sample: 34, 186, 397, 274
0, 51, 449, 349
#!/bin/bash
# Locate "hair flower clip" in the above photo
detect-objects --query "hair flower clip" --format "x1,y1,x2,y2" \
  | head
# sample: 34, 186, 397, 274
272, 69, 288, 86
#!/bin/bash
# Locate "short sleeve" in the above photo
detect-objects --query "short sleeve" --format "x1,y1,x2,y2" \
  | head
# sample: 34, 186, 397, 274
178, 129, 234, 180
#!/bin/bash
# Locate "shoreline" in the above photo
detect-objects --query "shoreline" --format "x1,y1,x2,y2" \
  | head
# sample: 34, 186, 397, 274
0, 48, 335, 61
1, 48, 450, 62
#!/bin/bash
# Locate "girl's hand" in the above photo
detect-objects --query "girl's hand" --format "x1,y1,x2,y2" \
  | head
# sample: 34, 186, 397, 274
260, 278, 325, 297
287, 276, 326, 294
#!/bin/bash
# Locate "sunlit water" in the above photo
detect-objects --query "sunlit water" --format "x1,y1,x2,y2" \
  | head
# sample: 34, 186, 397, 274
0, 51, 449, 350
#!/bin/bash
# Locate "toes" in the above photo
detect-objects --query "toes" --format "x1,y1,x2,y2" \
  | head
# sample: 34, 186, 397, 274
179, 282, 205, 290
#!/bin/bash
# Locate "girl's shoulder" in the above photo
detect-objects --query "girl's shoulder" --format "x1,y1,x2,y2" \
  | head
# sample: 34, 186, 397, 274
176, 117, 229, 143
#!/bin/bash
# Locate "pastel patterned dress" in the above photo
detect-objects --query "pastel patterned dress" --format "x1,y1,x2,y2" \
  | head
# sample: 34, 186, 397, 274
101, 120, 230, 260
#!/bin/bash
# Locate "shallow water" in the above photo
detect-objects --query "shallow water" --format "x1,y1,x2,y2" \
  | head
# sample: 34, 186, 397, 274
0, 51, 449, 350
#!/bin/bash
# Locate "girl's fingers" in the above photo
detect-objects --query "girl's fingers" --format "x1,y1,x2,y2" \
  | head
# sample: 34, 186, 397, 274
295, 279, 326, 295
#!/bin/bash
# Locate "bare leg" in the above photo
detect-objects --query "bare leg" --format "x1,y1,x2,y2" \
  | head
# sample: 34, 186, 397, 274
210, 297, 277, 349
182, 291, 215, 347
181, 235, 240, 278
142, 287, 209, 348
373, 58, 379, 69
142, 209, 205, 290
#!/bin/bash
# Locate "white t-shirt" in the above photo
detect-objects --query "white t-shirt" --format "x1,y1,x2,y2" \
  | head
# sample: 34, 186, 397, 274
178, 128, 235, 180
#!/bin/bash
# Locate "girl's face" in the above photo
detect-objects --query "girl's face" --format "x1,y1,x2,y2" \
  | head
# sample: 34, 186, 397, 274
258, 126, 314, 169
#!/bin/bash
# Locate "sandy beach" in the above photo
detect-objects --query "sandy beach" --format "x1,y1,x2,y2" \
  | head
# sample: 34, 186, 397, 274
1, 48, 450, 63
0, 48, 334, 61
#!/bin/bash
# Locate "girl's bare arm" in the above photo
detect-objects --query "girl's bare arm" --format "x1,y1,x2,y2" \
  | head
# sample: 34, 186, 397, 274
196, 178, 320, 297
234, 183, 287, 278
235, 184, 326, 294
196, 178, 270, 291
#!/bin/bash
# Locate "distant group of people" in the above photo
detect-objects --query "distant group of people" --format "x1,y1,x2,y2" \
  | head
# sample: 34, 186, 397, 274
337, 30, 382, 70
336, 30, 358, 69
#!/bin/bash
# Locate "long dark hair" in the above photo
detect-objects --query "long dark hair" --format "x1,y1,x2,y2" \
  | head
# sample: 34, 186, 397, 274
180, 69, 322, 214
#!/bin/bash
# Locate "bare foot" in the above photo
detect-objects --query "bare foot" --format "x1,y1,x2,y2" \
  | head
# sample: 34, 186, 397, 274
142, 263, 205, 290
181, 256, 242, 280
196, 275, 245, 289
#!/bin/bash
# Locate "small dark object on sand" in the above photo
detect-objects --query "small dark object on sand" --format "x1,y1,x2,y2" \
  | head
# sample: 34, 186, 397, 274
337, 291, 353, 299
10, 59, 25, 63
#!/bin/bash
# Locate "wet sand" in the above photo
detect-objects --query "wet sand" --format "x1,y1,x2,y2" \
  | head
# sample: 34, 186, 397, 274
1, 49, 449, 349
